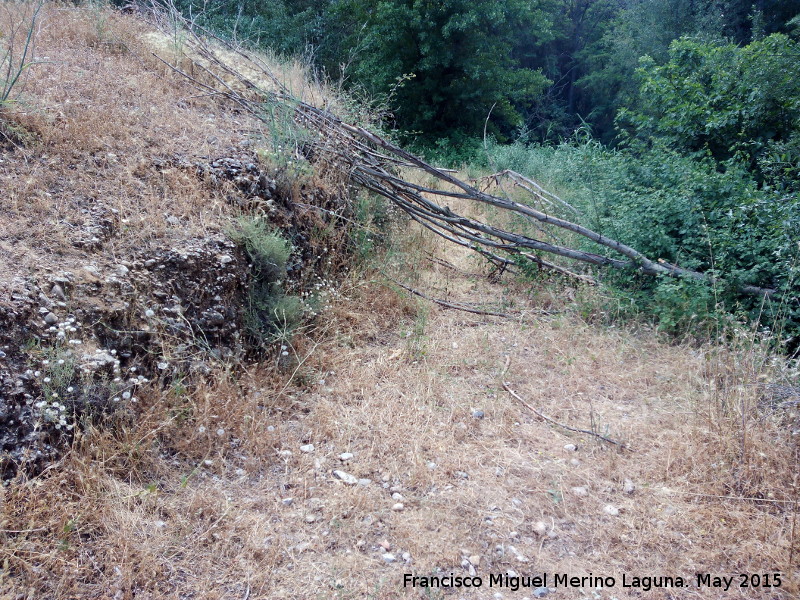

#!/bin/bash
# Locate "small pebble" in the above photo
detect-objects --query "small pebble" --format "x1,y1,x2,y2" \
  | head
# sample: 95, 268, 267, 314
563, 444, 577, 452
43, 312, 58, 325
603, 504, 620, 516
533, 522, 547, 536
392, 503, 404, 511
381, 553, 396, 563
469, 554, 481, 566
533, 587, 551, 598
305, 514, 317, 523
391, 492, 404, 501
623, 478, 636, 494
281, 498, 294, 506
472, 409, 485, 419
339, 452, 354, 462
358, 479, 372, 486
299, 444, 314, 453
571, 486, 588, 497
402, 552, 412, 562
333, 470, 359, 485
570, 458, 580, 466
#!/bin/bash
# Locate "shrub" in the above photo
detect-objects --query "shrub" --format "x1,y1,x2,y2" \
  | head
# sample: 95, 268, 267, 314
486, 137, 800, 348
227, 218, 306, 347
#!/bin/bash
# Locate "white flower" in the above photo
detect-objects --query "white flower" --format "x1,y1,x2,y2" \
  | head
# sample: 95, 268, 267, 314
198, 426, 206, 433
145, 309, 155, 318
216, 428, 225, 436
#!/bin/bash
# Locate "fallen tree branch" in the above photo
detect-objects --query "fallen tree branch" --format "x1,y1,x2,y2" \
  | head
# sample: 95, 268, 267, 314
501, 357, 631, 450
147, 2, 777, 299
384, 275, 514, 318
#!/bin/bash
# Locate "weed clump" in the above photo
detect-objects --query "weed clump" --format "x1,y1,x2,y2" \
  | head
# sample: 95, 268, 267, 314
227, 217, 306, 347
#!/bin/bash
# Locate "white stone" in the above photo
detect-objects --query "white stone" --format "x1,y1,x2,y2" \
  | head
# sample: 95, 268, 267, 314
333, 470, 359, 485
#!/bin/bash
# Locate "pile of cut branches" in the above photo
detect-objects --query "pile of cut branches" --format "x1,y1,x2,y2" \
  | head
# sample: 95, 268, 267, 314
148, 1, 774, 297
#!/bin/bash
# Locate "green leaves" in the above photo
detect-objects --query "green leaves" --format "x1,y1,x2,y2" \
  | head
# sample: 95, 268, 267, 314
333, 0, 552, 143
620, 34, 800, 189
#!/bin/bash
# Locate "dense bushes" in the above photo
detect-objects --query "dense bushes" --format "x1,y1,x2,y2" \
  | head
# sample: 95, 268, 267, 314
487, 138, 800, 347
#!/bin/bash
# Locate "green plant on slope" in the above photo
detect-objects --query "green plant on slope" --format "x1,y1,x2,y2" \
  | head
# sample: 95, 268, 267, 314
228, 218, 306, 347
1, 0, 43, 105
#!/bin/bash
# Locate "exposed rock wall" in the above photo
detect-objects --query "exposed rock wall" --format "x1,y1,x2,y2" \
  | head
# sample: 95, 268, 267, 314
0, 236, 248, 477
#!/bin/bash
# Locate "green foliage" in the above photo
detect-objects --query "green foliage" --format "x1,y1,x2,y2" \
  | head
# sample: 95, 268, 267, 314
619, 34, 800, 188
487, 137, 800, 345
330, 0, 552, 143
227, 218, 306, 346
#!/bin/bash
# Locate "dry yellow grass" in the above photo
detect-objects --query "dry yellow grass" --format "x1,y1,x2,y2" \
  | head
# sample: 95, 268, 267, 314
3, 225, 798, 598
2, 4, 798, 600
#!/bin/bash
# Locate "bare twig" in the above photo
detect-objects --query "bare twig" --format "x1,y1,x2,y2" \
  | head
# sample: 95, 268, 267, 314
502, 356, 631, 450
385, 274, 514, 318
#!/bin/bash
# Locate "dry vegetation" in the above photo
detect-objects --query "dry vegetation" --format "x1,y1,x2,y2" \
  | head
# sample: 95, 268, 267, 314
1, 3, 799, 600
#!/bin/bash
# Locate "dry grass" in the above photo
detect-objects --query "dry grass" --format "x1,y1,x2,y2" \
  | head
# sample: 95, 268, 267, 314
3, 221, 798, 599
2, 4, 799, 600
0, 1, 351, 287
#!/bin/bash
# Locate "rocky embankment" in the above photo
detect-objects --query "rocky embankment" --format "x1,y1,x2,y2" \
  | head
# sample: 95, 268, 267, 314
0, 149, 344, 478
